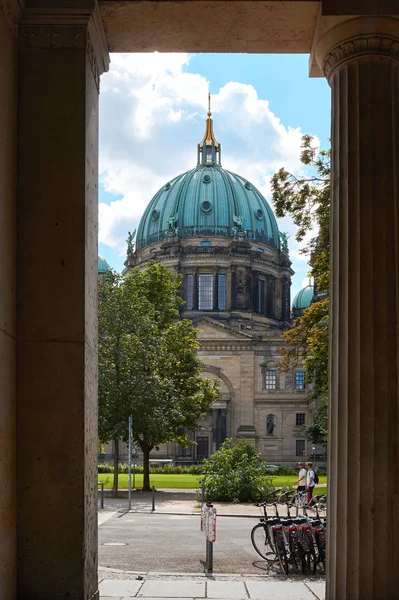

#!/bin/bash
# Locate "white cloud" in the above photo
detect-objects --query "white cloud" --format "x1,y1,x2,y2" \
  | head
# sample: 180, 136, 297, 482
99, 52, 315, 275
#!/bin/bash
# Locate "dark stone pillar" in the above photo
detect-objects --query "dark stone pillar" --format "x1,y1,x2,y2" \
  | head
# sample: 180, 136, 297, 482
192, 268, 199, 310
213, 269, 219, 310
315, 16, 399, 600
230, 267, 237, 310
17, 4, 109, 598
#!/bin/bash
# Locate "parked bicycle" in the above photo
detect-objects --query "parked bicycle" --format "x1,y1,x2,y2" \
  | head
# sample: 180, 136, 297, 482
251, 488, 327, 575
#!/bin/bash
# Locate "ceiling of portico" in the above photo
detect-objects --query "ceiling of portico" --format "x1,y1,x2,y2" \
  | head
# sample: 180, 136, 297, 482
98, 1, 321, 54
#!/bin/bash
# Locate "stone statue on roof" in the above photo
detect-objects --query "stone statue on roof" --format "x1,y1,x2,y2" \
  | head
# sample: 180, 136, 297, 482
279, 231, 289, 254
126, 229, 136, 255
232, 214, 246, 238
167, 212, 179, 237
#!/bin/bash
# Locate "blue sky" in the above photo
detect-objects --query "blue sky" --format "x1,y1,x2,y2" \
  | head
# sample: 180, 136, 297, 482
99, 53, 330, 298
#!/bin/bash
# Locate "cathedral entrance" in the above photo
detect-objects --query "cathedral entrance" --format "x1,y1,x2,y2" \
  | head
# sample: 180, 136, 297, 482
196, 436, 209, 460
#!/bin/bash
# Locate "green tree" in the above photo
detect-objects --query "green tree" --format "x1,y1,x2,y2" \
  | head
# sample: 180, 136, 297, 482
199, 438, 273, 503
271, 134, 330, 445
98, 261, 219, 494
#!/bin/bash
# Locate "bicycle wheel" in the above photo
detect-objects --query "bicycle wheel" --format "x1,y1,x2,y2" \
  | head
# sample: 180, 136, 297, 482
303, 533, 317, 575
316, 535, 326, 573
251, 523, 275, 561
289, 538, 306, 574
273, 531, 289, 574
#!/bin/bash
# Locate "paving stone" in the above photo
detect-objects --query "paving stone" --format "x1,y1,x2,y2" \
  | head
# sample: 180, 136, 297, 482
305, 581, 326, 599
245, 580, 315, 599
138, 579, 205, 597
100, 579, 143, 596
207, 580, 247, 598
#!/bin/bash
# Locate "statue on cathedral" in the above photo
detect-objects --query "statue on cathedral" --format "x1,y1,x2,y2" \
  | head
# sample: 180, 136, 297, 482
279, 231, 289, 254
266, 414, 276, 436
126, 229, 136, 255
232, 214, 246, 238
167, 212, 179, 237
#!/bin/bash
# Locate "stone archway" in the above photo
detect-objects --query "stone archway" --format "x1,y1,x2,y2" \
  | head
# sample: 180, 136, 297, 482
2, 2, 399, 598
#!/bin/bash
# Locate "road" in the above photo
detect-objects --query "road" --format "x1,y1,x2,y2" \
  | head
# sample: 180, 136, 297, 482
99, 513, 278, 575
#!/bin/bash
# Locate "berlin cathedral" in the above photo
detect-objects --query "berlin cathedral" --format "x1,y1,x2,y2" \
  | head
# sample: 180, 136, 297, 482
103, 102, 317, 465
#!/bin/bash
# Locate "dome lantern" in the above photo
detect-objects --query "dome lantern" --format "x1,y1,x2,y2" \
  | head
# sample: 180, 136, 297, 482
197, 93, 221, 166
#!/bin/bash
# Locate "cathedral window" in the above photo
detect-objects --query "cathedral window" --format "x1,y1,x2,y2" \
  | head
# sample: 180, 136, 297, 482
296, 413, 306, 426
295, 370, 305, 390
296, 439, 306, 457
199, 273, 213, 310
217, 273, 226, 310
186, 274, 194, 310
201, 241, 211, 246
264, 369, 277, 390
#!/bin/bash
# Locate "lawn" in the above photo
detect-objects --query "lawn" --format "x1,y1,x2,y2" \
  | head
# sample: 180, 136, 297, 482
97, 473, 201, 489
97, 473, 327, 493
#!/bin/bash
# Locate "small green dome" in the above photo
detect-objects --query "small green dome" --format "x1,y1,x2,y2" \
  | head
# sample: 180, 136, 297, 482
98, 254, 111, 274
292, 284, 314, 310
136, 165, 280, 250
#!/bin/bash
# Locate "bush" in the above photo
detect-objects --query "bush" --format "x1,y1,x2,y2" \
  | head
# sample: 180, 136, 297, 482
188, 463, 206, 475
273, 465, 297, 476
199, 438, 273, 503
98, 463, 113, 473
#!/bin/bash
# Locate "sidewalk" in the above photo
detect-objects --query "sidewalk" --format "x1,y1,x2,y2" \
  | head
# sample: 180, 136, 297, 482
98, 490, 326, 599
98, 488, 312, 520
99, 570, 326, 599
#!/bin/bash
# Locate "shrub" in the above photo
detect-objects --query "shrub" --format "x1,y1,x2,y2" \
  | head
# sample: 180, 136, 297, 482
199, 438, 273, 503
273, 465, 297, 476
98, 463, 113, 473
188, 463, 206, 475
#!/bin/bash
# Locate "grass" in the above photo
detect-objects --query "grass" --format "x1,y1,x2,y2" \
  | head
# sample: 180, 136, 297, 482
97, 473, 327, 493
97, 473, 201, 489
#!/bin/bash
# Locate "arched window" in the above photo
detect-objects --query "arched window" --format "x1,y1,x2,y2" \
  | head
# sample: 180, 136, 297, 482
266, 414, 276, 436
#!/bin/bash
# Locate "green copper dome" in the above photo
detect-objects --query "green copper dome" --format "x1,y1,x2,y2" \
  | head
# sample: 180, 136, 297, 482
137, 165, 280, 250
98, 254, 111, 274
292, 284, 314, 310
136, 104, 280, 251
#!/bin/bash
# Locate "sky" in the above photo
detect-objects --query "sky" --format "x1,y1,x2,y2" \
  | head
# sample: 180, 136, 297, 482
99, 53, 331, 298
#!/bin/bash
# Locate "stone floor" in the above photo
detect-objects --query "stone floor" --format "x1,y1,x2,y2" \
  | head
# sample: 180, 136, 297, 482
99, 571, 326, 600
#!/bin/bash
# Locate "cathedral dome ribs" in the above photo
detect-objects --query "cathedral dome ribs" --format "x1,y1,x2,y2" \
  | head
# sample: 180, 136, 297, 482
128, 98, 293, 324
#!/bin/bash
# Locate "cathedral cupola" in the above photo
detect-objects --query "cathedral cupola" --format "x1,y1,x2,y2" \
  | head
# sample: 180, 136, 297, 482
197, 93, 221, 166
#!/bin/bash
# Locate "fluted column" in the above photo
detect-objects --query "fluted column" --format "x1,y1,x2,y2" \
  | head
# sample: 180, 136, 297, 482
315, 17, 399, 600
17, 3, 109, 598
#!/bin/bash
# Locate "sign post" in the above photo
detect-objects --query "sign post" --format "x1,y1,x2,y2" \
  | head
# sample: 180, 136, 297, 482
128, 415, 132, 511
201, 502, 217, 573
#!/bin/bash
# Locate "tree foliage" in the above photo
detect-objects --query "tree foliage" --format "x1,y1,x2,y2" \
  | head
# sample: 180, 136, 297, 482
271, 134, 330, 445
199, 438, 273, 503
98, 261, 220, 493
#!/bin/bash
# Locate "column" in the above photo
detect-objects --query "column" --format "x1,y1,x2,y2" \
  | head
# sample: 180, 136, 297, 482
281, 276, 290, 320
192, 268, 199, 310
230, 266, 237, 310
213, 268, 219, 310
314, 17, 399, 600
0, 2, 19, 597
17, 3, 109, 599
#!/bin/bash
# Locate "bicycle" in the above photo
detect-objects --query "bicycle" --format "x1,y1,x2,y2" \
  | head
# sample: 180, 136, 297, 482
251, 488, 283, 562
305, 493, 327, 572
286, 491, 317, 574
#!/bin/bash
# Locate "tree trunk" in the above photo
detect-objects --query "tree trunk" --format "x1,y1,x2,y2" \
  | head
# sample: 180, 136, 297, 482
142, 446, 151, 491
112, 437, 119, 497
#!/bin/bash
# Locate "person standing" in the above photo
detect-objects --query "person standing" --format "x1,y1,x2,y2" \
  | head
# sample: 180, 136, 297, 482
306, 461, 316, 503
294, 462, 306, 492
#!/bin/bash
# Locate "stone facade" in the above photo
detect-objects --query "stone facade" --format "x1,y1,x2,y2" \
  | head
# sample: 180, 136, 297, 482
123, 202, 316, 465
